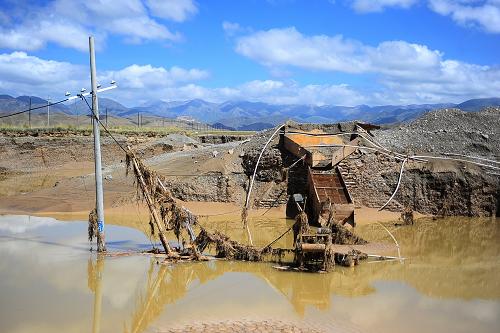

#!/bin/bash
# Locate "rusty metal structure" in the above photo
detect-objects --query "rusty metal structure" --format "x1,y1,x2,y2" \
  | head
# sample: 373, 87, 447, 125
281, 123, 379, 269
282, 123, 377, 227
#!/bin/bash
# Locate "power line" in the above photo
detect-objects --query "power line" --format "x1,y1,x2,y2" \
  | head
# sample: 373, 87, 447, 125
0, 98, 68, 119
80, 95, 128, 154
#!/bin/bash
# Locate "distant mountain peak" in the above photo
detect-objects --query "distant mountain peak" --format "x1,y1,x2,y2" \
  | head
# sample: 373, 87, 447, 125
1, 93, 499, 129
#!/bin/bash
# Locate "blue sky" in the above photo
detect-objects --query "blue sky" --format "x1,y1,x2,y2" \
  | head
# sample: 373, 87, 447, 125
0, 0, 499, 106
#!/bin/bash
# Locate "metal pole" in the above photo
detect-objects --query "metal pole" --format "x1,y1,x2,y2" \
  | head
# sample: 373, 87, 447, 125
105, 108, 108, 127
76, 100, 79, 128
47, 97, 50, 127
137, 111, 140, 128
28, 97, 31, 129
89, 36, 106, 252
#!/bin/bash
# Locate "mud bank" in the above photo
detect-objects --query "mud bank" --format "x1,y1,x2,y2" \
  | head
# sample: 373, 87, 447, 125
237, 113, 499, 217
338, 151, 500, 217
1, 108, 498, 220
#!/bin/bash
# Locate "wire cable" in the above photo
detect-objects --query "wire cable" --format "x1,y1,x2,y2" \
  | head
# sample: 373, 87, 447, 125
80, 95, 128, 154
0, 98, 69, 119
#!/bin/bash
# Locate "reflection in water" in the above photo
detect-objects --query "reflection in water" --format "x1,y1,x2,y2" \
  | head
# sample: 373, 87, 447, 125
357, 217, 500, 299
126, 261, 168, 333
88, 255, 104, 333
1, 215, 499, 333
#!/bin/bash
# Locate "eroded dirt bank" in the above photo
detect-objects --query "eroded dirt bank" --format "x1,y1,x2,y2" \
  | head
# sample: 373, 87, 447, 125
239, 108, 499, 217
0, 107, 498, 223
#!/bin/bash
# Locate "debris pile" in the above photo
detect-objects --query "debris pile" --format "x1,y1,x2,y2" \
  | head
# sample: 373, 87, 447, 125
125, 150, 196, 241
195, 228, 268, 261
334, 249, 368, 267
400, 206, 414, 225
330, 222, 367, 245
88, 208, 98, 242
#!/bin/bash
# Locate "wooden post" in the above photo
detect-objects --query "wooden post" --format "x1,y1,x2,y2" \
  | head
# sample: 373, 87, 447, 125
127, 148, 174, 255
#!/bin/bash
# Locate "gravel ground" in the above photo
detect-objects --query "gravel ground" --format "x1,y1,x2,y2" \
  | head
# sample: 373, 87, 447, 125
160, 320, 327, 333
374, 107, 500, 159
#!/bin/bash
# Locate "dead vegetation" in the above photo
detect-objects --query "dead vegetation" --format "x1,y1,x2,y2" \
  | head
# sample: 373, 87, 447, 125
88, 208, 97, 242
195, 228, 268, 261
83, 126, 373, 271
330, 222, 367, 245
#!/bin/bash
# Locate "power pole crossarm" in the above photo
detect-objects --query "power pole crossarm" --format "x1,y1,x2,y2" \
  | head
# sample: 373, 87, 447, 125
89, 36, 106, 252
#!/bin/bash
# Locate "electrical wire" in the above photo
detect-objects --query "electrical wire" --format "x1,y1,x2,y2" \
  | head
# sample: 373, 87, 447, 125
379, 158, 408, 211
80, 95, 128, 154
0, 98, 69, 119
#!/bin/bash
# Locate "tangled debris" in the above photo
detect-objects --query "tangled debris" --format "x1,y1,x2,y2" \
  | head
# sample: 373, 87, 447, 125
334, 249, 368, 267
195, 228, 268, 261
330, 222, 367, 245
85, 146, 373, 272
400, 206, 414, 225
88, 208, 97, 242
293, 211, 310, 245
125, 150, 197, 242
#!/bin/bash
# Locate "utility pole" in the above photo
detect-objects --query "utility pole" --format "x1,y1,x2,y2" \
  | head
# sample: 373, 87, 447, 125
28, 97, 31, 129
75, 100, 79, 128
47, 97, 50, 127
137, 111, 140, 128
105, 108, 108, 127
89, 36, 106, 252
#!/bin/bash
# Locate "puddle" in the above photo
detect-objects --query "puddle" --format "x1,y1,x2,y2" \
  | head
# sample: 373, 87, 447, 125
0, 215, 499, 333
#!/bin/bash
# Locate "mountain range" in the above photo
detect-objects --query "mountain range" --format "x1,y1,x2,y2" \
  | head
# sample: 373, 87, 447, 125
1, 94, 499, 130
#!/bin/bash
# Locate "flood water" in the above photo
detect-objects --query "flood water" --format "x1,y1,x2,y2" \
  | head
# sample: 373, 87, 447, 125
0, 215, 499, 333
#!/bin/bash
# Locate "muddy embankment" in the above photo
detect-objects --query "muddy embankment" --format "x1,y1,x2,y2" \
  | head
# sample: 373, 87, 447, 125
0, 130, 250, 215
240, 108, 500, 217
372, 107, 500, 217
0, 107, 498, 218
338, 152, 499, 217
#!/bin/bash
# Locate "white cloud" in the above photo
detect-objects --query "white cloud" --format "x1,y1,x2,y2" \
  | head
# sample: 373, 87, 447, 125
0, 50, 367, 105
101, 64, 209, 89
234, 27, 500, 104
0, 52, 86, 96
222, 21, 243, 36
146, 0, 198, 22
0, 19, 97, 52
145, 80, 367, 106
236, 27, 369, 73
428, 0, 500, 33
0, 46, 499, 107
0, 52, 209, 105
351, 0, 418, 12
0, 0, 197, 52
347, 0, 500, 34
235, 27, 444, 76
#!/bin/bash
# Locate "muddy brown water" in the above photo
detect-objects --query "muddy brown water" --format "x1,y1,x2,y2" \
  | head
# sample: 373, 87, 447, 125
0, 215, 499, 333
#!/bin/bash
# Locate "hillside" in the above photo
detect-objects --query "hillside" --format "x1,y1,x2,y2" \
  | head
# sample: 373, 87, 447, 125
1, 94, 499, 130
